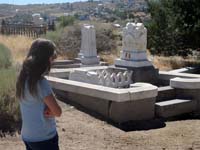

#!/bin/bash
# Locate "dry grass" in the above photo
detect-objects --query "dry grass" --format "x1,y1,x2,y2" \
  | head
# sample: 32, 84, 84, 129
0, 35, 33, 63
100, 53, 118, 65
99, 49, 119, 65
153, 56, 199, 71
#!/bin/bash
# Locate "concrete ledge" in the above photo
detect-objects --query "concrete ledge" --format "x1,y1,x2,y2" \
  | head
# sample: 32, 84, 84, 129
170, 77, 200, 89
47, 76, 158, 102
159, 71, 200, 81
48, 77, 158, 123
156, 99, 197, 118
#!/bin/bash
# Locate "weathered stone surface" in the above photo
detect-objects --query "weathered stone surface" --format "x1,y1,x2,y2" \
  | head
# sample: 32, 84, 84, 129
53, 89, 109, 118
109, 98, 155, 123
79, 24, 100, 65
68, 92, 110, 117
122, 22, 147, 52
155, 99, 197, 118
157, 86, 176, 102
175, 89, 200, 114
114, 22, 154, 68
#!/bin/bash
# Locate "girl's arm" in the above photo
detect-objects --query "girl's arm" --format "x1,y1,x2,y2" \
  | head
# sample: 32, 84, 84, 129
44, 94, 62, 117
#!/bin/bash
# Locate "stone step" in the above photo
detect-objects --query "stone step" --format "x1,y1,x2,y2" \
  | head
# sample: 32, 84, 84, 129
157, 86, 176, 102
155, 99, 197, 118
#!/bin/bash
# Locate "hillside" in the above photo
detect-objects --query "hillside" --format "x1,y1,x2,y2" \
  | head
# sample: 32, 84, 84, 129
0, 2, 100, 19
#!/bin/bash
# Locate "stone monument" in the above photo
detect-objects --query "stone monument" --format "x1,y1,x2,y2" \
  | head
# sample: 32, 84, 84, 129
78, 24, 100, 65
115, 22, 158, 84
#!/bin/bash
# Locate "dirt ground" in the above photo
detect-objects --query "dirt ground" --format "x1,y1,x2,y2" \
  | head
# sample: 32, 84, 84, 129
1, 101, 200, 150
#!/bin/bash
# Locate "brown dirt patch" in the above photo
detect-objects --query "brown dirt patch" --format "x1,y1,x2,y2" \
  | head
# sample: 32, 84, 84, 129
1, 101, 200, 150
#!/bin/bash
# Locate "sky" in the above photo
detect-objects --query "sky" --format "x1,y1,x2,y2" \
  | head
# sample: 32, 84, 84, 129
0, 0, 87, 5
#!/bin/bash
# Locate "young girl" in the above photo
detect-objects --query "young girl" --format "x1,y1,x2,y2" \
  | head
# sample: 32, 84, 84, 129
16, 38, 62, 150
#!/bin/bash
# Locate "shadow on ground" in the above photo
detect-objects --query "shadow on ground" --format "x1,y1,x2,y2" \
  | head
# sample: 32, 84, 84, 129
0, 113, 21, 137
56, 94, 167, 132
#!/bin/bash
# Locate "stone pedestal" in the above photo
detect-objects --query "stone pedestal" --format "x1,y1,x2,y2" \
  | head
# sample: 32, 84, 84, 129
81, 56, 100, 65
79, 24, 100, 65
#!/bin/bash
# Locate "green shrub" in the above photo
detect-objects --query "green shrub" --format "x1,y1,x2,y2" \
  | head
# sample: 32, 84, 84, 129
43, 29, 63, 45
0, 68, 20, 133
0, 43, 12, 69
147, 0, 200, 56
59, 16, 75, 28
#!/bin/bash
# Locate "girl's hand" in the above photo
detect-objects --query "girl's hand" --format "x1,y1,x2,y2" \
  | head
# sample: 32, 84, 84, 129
44, 107, 55, 118
44, 94, 62, 117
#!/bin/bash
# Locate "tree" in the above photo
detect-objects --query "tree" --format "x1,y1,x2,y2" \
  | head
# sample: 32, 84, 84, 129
147, 0, 200, 56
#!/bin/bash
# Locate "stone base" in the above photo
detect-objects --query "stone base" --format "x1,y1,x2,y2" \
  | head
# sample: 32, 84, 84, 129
48, 76, 158, 123
53, 89, 109, 117
115, 59, 152, 68
115, 62, 159, 85
81, 56, 100, 65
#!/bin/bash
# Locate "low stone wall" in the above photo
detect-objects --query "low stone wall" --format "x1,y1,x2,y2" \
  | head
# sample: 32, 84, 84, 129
158, 71, 200, 86
47, 76, 158, 123
170, 77, 200, 113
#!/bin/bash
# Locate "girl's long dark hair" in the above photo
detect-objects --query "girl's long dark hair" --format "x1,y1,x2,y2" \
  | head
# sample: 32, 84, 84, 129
16, 38, 56, 99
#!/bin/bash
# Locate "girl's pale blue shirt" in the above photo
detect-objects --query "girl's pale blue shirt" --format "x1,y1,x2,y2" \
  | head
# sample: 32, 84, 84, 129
19, 78, 57, 142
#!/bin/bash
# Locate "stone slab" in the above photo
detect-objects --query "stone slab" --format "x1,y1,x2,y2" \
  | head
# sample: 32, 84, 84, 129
155, 99, 197, 118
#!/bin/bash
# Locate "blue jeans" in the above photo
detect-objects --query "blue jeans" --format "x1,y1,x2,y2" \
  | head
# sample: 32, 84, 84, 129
23, 134, 59, 150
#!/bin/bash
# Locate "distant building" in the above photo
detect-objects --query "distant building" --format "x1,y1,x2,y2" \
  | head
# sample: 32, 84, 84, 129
32, 13, 44, 26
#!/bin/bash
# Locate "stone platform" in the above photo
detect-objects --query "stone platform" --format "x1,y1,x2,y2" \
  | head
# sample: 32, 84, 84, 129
47, 76, 158, 123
